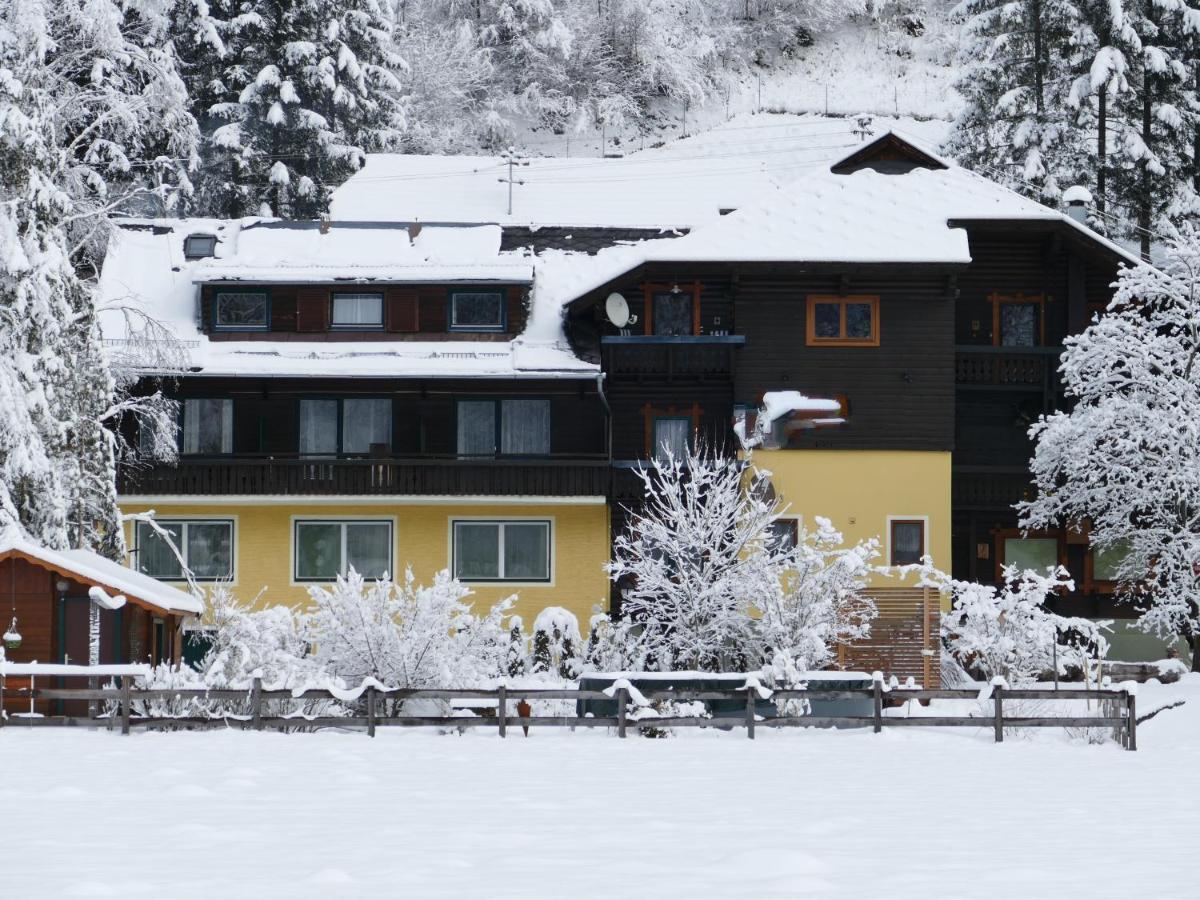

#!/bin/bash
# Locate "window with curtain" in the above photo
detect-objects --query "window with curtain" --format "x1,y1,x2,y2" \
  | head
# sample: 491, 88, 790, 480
500, 399, 550, 455
653, 417, 691, 462
653, 292, 693, 336
182, 399, 233, 455
890, 520, 925, 566
294, 520, 392, 581
452, 520, 550, 581
999, 303, 1039, 346
342, 399, 392, 454
135, 520, 233, 581
457, 399, 551, 456
331, 292, 383, 328
299, 399, 392, 456
299, 399, 339, 457
806, 296, 880, 346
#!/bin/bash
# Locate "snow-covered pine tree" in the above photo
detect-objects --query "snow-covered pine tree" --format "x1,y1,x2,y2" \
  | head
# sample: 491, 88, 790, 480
0, 0, 196, 556
187, 0, 404, 218
948, 0, 1096, 204
1020, 224, 1200, 669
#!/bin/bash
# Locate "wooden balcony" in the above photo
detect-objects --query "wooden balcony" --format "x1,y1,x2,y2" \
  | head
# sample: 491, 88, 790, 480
601, 335, 744, 381
955, 345, 1063, 391
118, 455, 613, 498
952, 467, 1038, 511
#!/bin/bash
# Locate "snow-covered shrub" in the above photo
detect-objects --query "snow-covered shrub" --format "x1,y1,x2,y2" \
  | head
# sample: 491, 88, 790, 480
506, 615, 529, 677
197, 586, 314, 691
935, 565, 1109, 685
582, 610, 649, 672
307, 568, 513, 714
531, 606, 582, 679
609, 446, 878, 673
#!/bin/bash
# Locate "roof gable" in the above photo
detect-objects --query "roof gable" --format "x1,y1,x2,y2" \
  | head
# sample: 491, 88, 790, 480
830, 131, 950, 174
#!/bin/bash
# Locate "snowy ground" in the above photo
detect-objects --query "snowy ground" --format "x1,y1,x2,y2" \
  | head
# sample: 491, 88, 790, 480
3, 677, 1197, 899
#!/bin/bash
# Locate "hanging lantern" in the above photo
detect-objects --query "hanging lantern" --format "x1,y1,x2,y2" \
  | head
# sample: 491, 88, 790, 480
3, 617, 21, 650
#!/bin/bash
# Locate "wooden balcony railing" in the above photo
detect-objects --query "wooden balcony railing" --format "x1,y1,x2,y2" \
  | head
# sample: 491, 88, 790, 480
118, 456, 612, 498
955, 345, 1063, 390
601, 335, 744, 380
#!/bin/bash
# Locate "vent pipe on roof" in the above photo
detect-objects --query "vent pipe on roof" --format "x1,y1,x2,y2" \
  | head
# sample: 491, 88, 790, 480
1062, 186, 1093, 225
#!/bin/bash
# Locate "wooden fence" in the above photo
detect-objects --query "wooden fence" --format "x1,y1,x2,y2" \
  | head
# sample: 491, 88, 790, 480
0, 677, 1138, 750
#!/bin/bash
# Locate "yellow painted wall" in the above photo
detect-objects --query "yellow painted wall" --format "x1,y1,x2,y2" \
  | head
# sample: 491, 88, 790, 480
752, 450, 952, 595
120, 501, 611, 630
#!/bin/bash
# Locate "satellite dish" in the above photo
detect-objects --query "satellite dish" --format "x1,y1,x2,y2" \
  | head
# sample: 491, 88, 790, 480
605, 292, 631, 328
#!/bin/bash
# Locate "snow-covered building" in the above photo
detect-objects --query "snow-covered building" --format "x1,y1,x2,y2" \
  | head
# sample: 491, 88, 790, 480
100, 130, 1147, 678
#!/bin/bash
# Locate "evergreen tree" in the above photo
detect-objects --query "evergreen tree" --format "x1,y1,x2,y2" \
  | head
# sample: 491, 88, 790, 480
948, 0, 1097, 204
0, 0, 196, 556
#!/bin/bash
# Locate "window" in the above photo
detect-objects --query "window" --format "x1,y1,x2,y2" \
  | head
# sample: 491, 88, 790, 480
456, 398, 550, 456
1001, 536, 1059, 576
135, 519, 233, 581
182, 398, 232, 455
299, 398, 392, 457
653, 417, 691, 462
452, 520, 551, 582
652, 292, 694, 336
294, 520, 392, 582
331, 292, 383, 328
1089, 537, 1135, 589
990, 293, 1043, 346
767, 519, 799, 553
806, 296, 880, 347
890, 519, 925, 566
450, 291, 505, 331
184, 234, 216, 259
213, 290, 269, 330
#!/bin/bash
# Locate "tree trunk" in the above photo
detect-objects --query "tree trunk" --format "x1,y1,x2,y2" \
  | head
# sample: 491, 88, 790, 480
1189, 633, 1200, 673
1032, 0, 1044, 114
1097, 88, 1107, 216
1140, 86, 1153, 261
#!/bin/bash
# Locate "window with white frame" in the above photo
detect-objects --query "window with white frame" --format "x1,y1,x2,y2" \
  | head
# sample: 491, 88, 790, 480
331, 292, 384, 328
182, 398, 233, 455
294, 520, 392, 581
135, 519, 234, 581
452, 520, 551, 582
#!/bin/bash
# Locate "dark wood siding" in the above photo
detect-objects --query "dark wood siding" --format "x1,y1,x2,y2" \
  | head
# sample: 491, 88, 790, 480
201, 283, 528, 340
734, 271, 955, 451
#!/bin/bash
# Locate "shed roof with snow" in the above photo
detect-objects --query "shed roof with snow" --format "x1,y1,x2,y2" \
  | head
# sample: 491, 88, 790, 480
0, 533, 203, 616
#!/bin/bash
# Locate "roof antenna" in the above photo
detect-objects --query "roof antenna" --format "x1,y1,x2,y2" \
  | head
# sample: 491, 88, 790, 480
498, 146, 528, 217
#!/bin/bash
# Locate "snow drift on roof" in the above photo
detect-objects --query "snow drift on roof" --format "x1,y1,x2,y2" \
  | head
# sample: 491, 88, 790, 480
0, 530, 203, 615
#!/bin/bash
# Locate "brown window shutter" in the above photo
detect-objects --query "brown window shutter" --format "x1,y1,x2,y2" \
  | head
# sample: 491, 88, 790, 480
296, 287, 329, 332
386, 288, 420, 332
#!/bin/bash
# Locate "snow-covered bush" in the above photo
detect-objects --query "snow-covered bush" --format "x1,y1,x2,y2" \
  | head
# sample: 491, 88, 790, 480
531, 606, 583, 679
197, 586, 314, 691
582, 610, 649, 672
934, 565, 1109, 684
506, 615, 529, 677
307, 568, 513, 714
608, 446, 878, 674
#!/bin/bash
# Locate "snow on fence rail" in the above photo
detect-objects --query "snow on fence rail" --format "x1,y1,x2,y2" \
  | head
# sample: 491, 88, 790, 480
0, 676, 1140, 750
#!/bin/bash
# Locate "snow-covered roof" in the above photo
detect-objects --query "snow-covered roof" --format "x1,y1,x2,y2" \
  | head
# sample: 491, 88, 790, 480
0, 531, 203, 616
543, 130, 1143, 308
97, 219, 595, 380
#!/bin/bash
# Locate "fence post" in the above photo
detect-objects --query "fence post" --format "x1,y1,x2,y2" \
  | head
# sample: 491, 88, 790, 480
251, 676, 263, 731
0, 673, 5, 729
993, 684, 1004, 743
120, 675, 131, 735
88, 674, 98, 723
1126, 691, 1137, 752
366, 686, 376, 738
872, 676, 883, 734
745, 686, 756, 740
617, 688, 627, 739
497, 685, 507, 739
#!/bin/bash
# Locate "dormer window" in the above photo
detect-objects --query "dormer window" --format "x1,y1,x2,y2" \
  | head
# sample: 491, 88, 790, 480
184, 234, 217, 259
331, 292, 384, 329
450, 290, 505, 332
214, 289, 270, 330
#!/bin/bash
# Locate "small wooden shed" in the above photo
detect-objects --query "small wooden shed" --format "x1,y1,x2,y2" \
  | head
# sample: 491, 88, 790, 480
0, 534, 202, 714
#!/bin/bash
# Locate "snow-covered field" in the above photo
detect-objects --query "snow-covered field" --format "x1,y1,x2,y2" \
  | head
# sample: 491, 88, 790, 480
4, 677, 1198, 899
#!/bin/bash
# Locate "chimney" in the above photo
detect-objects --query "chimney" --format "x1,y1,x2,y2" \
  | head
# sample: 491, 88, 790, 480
1062, 185, 1093, 225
